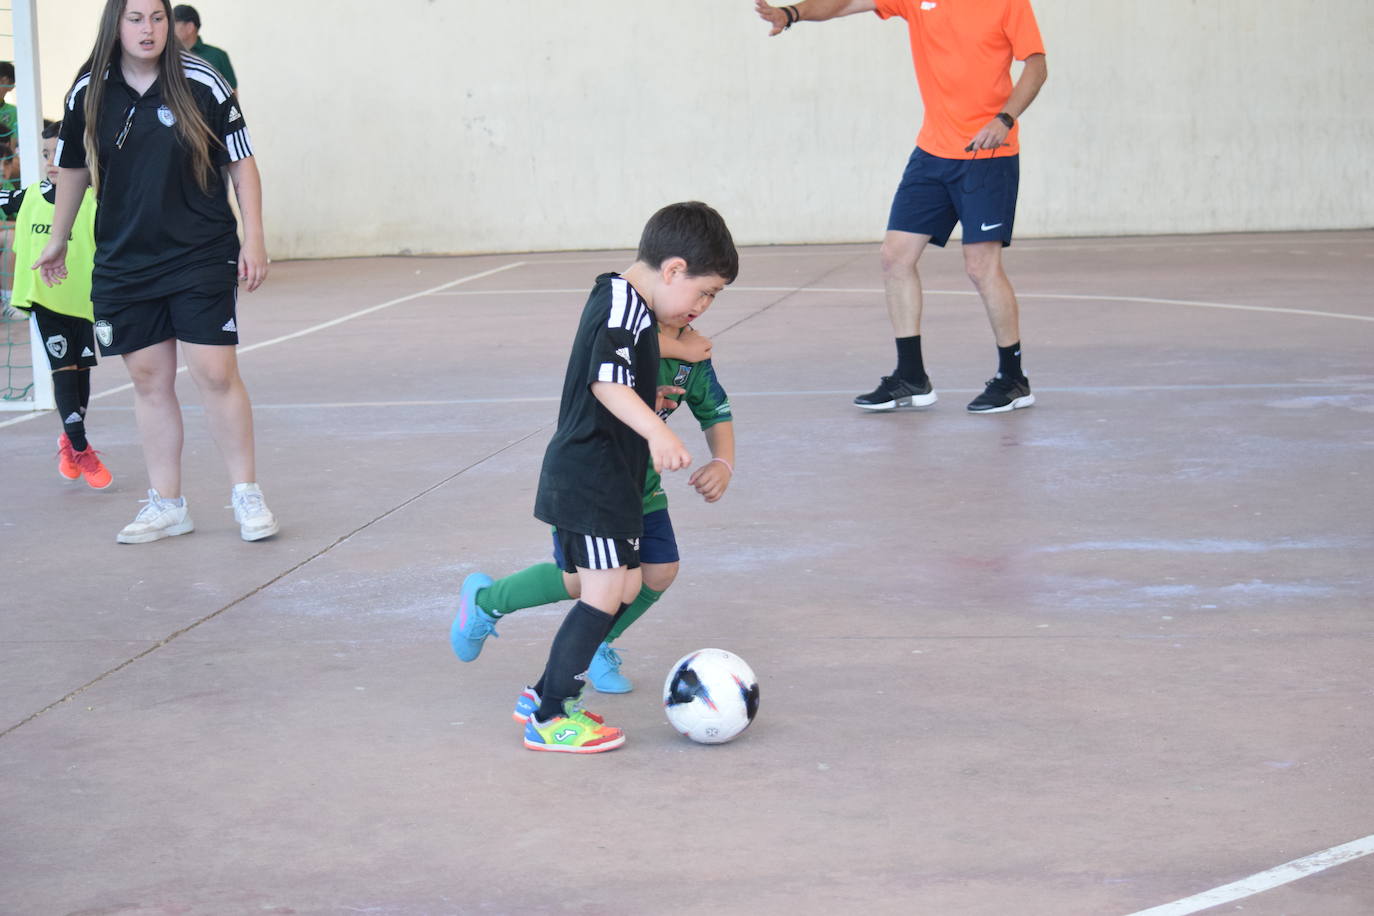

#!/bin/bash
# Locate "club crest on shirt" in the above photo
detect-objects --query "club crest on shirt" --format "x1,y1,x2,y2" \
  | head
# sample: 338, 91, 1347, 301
95, 320, 113, 347
157, 105, 176, 127
45, 334, 68, 359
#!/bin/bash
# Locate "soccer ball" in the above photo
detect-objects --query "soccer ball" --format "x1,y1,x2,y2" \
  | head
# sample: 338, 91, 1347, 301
662, 648, 760, 744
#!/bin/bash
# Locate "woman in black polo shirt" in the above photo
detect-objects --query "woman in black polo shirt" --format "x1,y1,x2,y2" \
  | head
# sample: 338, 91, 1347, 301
35, 0, 278, 544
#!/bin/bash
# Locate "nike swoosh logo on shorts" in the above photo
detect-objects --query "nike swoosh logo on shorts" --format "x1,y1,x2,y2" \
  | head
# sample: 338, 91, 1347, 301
981, 222, 1004, 231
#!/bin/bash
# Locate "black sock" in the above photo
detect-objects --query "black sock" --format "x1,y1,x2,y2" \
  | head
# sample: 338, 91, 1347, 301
76, 368, 91, 417
53, 370, 87, 451
532, 600, 615, 722
895, 335, 925, 383
997, 342, 1023, 381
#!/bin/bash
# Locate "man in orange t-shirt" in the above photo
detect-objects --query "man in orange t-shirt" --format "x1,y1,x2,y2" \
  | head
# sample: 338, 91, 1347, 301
755, 0, 1048, 413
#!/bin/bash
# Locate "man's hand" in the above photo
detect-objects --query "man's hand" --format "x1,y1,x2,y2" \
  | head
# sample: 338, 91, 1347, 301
965, 117, 1011, 152
755, 0, 789, 36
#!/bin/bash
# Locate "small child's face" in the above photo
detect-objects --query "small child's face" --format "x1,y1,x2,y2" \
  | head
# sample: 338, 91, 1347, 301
655, 268, 727, 329
43, 136, 58, 183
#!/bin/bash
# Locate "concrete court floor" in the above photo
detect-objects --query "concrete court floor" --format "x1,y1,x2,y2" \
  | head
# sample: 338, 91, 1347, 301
0, 231, 1371, 915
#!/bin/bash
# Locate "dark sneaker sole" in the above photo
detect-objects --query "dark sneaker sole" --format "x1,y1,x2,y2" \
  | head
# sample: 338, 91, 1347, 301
967, 393, 1035, 414
854, 391, 938, 411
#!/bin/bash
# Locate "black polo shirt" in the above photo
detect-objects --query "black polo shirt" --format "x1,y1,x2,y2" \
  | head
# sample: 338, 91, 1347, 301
57, 53, 253, 302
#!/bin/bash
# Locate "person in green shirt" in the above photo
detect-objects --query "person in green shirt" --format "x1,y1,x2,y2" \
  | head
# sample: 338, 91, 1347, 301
452, 324, 737, 704
173, 5, 237, 89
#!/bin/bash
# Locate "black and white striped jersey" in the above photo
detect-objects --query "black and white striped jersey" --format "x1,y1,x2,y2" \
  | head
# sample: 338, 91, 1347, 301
534, 273, 661, 541
57, 53, 251, 300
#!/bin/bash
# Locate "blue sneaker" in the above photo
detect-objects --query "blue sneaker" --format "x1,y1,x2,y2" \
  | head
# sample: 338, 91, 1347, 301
450, 572, 498, 661
588, 642, 633, 694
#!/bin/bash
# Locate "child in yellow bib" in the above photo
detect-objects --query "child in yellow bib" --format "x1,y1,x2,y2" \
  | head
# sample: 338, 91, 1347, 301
1, 120, 110, 488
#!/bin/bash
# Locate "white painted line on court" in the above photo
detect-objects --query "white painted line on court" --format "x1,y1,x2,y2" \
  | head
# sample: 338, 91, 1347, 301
68, 381, 1347, 413
0, 262, 526, 430
433, 285, 1374, 323
1124, 834, 1374, 916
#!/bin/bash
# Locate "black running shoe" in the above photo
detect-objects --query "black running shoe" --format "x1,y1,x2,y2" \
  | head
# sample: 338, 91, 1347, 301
967, 375, 1035, 413
853, 375, 937, 411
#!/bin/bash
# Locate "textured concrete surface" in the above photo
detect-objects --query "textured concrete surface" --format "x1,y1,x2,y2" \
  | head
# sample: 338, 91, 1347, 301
1, 232, 1372, 915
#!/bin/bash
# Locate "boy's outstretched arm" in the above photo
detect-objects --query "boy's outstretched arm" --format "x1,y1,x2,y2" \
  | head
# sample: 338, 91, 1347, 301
592, 381, 691, 472
659, 325, 711, 363
689, 421, 735, 503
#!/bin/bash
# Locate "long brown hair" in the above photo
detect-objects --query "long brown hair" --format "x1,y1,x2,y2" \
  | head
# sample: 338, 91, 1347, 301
80, 0, 219, 193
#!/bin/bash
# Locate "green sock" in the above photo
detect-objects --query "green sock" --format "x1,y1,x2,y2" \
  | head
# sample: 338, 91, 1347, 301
477, 563, 570, 617
605, 584, 664, 644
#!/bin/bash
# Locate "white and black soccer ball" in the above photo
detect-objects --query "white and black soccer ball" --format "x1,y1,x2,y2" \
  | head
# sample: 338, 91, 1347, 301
662, 648, 760, 744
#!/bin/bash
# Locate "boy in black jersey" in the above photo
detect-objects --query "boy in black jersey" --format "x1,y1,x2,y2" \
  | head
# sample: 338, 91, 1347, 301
509, 201, 737, 753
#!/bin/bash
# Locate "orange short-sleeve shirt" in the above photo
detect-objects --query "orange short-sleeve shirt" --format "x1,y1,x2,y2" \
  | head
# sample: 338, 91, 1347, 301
874, 0, 1045, 159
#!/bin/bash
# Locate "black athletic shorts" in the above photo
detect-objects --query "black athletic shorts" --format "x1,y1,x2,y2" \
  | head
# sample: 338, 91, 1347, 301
27, 303, 98, 370
92, 266, 239, 356
551, 527, 641, 573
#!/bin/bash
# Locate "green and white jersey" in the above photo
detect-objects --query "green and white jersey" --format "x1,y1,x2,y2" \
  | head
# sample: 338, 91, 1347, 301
643, 356, 732, 514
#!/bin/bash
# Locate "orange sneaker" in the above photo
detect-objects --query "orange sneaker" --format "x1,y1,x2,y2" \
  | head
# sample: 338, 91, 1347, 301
71, 444, 113, 489
57, 434, 80, 480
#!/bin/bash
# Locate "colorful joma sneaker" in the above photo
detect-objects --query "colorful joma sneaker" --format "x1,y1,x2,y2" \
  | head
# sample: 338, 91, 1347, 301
523, 700, 624, 754
512, 687, 605, 725
588, 642, 632, 694
451, 572, 498, 662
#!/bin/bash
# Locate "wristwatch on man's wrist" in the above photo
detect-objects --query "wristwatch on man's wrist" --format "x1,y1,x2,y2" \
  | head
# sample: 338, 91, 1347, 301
996, 112, 1015, 128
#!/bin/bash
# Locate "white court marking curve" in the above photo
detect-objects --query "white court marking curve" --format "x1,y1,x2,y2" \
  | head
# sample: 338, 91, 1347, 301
433, 285, 1374, 323
1123, 833, 1374, 915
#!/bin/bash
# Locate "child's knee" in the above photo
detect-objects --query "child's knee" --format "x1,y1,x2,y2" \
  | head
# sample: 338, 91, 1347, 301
642, 561, 679, 593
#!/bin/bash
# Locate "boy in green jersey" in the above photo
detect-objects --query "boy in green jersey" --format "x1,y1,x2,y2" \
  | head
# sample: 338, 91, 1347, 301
452, 323, 735, 698
2, 121, 110, 488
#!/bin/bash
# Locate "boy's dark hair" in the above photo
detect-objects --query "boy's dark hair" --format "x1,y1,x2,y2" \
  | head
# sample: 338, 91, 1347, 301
0, 61, 15, 82
637, 201, 738, 284
173, 4, 201, 27
42, 119, 61, 140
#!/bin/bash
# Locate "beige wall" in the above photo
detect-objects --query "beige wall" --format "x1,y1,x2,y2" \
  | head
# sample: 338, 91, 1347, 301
28, 0, 1374, 259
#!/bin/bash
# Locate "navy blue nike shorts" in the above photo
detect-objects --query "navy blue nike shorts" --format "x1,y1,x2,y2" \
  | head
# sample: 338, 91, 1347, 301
887, 147, 1020, 248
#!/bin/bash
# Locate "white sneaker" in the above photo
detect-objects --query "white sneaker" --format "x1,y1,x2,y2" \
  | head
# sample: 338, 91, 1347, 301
117, 489, 194, 544
232, 482, 279, 541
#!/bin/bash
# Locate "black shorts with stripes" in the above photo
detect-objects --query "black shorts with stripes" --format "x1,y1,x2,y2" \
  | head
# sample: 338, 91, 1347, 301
552, 527, 640, 573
